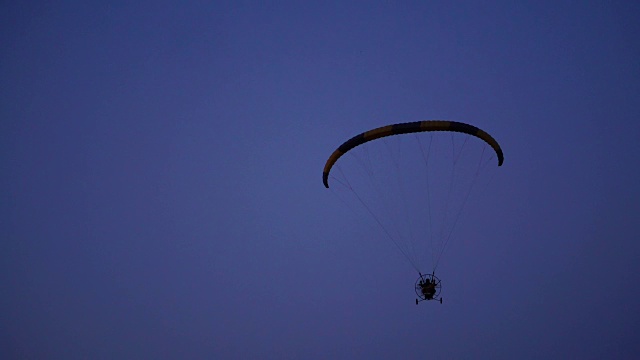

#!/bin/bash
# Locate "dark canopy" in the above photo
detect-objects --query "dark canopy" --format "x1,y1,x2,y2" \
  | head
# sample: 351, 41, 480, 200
323, 120, 504, 188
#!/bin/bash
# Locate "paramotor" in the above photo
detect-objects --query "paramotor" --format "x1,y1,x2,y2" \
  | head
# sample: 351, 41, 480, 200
323, 120, 503, 304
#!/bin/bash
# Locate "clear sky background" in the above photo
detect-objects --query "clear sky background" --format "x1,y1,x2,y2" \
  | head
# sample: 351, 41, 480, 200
2, 1, 639, 359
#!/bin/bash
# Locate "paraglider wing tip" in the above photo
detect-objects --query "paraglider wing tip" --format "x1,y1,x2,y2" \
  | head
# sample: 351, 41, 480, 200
323, 172, 330, 188
497, 151, 504, 166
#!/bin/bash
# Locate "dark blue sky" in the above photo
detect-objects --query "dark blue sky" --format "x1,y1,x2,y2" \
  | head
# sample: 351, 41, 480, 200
2, 1, 639, 359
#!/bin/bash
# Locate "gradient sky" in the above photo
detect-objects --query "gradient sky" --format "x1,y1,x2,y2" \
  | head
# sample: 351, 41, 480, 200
2, 1, 639, 359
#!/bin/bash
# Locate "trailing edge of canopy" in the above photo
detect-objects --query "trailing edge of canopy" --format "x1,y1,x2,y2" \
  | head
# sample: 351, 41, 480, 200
323, 120, 504, 188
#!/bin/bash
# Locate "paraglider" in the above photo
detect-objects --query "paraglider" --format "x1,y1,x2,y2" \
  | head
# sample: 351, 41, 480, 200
415, 272, 442, 304
323, 120, 503, 304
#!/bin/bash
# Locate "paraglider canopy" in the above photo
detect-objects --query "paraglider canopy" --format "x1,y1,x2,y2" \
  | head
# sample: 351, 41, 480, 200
323, 120, 503, 188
